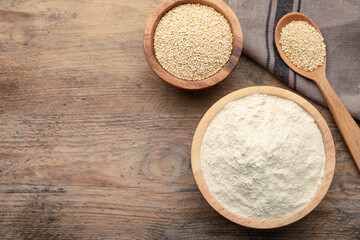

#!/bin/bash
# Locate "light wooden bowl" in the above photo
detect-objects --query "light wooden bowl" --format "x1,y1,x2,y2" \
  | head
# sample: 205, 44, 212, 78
143, 0, 243, 90
191, 86, 336, 229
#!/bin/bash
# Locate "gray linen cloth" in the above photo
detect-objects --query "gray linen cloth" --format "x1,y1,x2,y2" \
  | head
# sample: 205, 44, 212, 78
229, 0, 360, 120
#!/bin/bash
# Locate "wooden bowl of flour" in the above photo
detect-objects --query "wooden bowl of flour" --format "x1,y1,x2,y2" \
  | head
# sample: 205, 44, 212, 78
191, 86, 335, 228
143, 0, 243, 90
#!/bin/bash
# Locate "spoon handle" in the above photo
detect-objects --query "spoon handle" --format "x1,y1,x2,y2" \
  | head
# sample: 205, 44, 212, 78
316, 76, 360, 171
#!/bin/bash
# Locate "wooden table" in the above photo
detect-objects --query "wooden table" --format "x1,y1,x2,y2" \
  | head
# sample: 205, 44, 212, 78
0, 1, 359, 239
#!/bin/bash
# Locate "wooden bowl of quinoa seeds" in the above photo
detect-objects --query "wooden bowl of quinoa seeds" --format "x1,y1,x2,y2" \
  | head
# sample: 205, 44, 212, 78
191, 86, 335, 228
143, 0, 243, 90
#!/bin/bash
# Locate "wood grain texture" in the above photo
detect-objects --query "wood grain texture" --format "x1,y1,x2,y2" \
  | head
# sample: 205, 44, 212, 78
192, 86, 335, 229
275, 12, 360, 171
143, 0, 243, 90
0, 1, 359, 239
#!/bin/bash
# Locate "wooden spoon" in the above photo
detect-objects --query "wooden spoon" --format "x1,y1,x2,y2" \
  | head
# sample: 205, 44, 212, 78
275, 12, 360, 171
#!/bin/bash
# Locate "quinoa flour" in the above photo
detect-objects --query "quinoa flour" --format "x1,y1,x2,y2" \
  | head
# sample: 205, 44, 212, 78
200, 94, 326, 220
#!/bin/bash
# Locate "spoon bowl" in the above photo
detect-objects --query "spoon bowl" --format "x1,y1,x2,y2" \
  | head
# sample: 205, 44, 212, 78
275, 12, 326, 83
275, 12, 360, 171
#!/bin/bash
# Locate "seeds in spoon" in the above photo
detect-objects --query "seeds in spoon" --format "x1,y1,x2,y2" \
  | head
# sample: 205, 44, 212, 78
279, 20, 326, 71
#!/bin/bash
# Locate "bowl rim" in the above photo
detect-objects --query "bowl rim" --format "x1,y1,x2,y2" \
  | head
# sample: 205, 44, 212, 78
191, 86, 336, 228
143, 0, 243, 90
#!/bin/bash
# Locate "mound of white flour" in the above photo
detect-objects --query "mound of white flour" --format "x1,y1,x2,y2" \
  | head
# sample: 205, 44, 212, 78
200, 94, 325, 220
